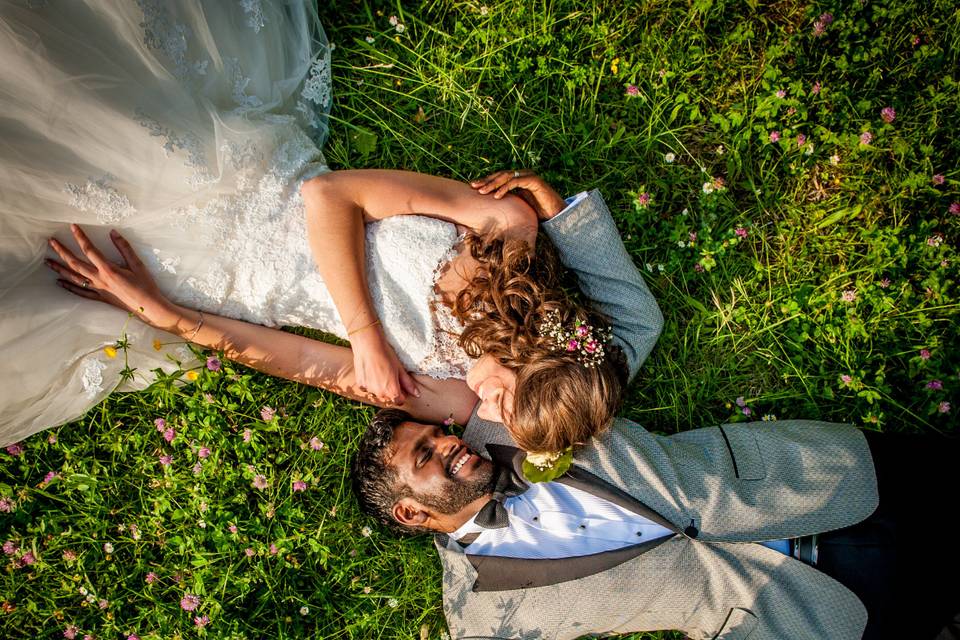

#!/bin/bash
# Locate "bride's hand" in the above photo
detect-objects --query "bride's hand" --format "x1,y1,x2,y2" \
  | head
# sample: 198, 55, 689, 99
45, 224, 178, 329
350, 327, 420, 405
470, 170, 567, 221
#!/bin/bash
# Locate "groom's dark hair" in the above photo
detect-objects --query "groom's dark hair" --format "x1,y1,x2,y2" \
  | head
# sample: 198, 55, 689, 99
351, 408, 425, 535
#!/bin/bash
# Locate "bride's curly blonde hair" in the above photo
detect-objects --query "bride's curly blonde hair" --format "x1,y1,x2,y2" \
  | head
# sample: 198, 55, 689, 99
453, 232, 628, 453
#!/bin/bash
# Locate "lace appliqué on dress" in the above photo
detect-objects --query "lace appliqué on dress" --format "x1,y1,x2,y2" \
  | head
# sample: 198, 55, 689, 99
79, 357, 107, 399
421, 242, 471, 380
240, 0, 267, 33
296, 55, 332, 135
65, 175, 137, 224
135, 109, 216, 189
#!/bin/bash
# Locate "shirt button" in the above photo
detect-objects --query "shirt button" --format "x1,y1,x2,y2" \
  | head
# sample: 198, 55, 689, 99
579, 524, 586, 529
532, 516, 538, 521
636, 531, 643, 537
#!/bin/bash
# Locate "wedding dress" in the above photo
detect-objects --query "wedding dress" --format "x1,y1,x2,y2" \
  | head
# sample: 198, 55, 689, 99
0, 0, 472, 447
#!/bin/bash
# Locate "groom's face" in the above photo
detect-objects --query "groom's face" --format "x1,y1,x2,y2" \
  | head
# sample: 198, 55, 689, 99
388, 422, 495, 516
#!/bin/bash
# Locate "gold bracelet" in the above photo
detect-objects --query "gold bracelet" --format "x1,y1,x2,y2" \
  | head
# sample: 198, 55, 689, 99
347, 317, 381, 337
187, 311, 204, 342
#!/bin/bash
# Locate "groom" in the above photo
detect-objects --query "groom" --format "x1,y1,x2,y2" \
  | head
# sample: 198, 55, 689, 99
353, 409, 959, 639
351, 174, 958, 639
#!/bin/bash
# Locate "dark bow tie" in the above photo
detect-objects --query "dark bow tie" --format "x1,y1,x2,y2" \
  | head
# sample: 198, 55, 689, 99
473, 464, 528, 530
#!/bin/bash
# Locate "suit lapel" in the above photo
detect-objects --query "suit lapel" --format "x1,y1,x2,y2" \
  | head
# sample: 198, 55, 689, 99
466, 536, 671, 592
468, 444, 678, 591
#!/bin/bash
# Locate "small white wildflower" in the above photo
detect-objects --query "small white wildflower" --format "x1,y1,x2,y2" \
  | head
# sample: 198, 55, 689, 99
645, 263, 654, 273
762, 414, 778, 421
365, 35, 375, 44
480, 5, 489, 15
388, 15, 398, 25
387, 597, 399, 608
299, 606, 309, 616
657, 264, 665, 273
85, 594, 96, 604
360, 526, 372, 537
664, 152, 676, 163
804, 144, 815, 156
682, 208, 689, 216
395, 23, 405, 33
102, 543, 114, 554
716, 145, 725, 155
677, 240, 686, 248
702, 182, 715, 194
830, 154, 840, 165
79, 586, 88, 596
198, 520, 207, 529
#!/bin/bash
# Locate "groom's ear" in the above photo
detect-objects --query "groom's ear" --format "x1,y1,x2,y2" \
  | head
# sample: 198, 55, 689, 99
392, 497, 430, 528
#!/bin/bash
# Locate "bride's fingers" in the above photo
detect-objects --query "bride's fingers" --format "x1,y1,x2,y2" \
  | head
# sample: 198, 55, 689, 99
470, 170, 508, 188
70, 224, 112, 272
45, 258, 93, 288
109, 229, 147, 275
56, 278, 101, 301
399, 369, 420, 398
48, 238, 98, 281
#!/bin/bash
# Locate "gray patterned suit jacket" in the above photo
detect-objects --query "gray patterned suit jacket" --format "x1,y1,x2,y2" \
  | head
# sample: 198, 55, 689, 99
435, 191, 879, 639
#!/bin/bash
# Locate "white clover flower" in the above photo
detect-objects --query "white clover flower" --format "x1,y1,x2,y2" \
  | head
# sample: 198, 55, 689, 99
79, 586, 88, 596
762, 414, 778, 421
198, 520, 206, 529
480, 5, 489, 15
365, 36, 375, 44
677, 240, 686, 248
830, 154, 840, 165
299, 606, 309, 616
682, 208, 689, 215
645, 263, 654, 273
388, 15, 398, 25
702, 182, 715, 194
395, 23, 405, 33
387, 598, 399, 608
664, 152, 675, 163
102, 543, 114, 554
657, 264, 665, 272
360, 526, 372, 537
716, 145, 725, 155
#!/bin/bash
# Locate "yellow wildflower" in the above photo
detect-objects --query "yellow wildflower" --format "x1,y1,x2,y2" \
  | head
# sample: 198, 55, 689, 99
103, 346, 117, 359
185, 371, 199, 381
610, 57, 620, 75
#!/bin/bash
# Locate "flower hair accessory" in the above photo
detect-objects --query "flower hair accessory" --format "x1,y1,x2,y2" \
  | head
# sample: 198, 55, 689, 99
539, 311, 612, 368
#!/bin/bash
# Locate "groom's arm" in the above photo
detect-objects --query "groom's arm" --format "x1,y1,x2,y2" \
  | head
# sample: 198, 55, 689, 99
540, 190, 663, 381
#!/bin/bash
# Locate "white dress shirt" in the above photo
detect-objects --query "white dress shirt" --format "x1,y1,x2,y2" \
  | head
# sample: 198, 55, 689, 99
449, 480, 674, 559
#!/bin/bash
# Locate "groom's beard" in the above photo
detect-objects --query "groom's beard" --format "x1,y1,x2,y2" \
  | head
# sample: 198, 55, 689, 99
414, 462, 496, 516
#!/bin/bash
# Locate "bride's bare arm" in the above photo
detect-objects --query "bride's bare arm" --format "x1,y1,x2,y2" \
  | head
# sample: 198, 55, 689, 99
45, 225, 478, 425
299, 169, 537, 405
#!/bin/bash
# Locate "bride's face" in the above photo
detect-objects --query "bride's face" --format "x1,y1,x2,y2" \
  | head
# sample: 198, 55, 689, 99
466, 354, 517, 424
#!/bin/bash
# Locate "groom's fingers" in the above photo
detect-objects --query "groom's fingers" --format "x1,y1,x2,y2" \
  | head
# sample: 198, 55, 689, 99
473, 171, 514, 194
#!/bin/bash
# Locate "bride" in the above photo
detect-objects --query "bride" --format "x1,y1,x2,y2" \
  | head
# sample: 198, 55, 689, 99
0, 0, 659, 453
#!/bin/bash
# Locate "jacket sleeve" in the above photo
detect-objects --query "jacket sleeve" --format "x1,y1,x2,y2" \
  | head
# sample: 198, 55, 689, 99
541, 189, 663, 381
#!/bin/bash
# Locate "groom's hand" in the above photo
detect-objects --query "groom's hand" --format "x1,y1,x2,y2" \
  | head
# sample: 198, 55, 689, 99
470, 170, 567, 221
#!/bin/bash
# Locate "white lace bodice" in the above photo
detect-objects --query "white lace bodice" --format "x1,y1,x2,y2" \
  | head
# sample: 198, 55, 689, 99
159, 119, 471, 379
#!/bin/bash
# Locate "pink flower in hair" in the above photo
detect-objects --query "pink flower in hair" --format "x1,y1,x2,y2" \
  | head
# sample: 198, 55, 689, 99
566, 340, 579, 352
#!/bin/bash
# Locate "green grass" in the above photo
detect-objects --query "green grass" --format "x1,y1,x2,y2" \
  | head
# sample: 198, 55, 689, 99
3, 0, 959, 638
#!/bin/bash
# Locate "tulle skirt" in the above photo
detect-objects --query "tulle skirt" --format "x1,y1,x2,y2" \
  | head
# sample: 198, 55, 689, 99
0, 0, 332, 446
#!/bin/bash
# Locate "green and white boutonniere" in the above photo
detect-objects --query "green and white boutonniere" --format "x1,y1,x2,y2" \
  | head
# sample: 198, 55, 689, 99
522, 447, 574, 483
